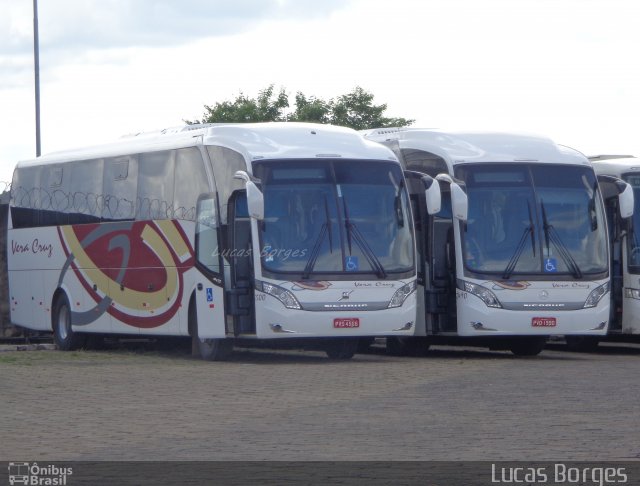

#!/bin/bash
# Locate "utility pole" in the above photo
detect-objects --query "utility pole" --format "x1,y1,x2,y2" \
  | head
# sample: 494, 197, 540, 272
33, 0, 41, 157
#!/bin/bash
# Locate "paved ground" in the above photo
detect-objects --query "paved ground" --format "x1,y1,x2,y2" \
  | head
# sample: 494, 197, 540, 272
1, 340, 639, 462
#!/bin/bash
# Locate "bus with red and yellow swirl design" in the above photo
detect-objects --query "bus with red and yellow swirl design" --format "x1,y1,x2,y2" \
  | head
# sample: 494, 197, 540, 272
7, 123, 427, 360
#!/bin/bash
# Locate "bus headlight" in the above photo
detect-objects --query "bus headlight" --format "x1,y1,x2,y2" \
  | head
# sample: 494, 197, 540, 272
387, 280, 417, 309
583, 282, 610, 308
458, 280, 502, 308
255, 280, 301, 310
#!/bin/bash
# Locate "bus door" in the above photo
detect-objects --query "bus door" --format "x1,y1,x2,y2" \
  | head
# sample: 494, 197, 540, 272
429, 190, 456, 333
409, 189, 428, 335
409, 181, 455, 335
600, 182, 624, 331
227, 192, 256, 335
194, 194, 227, 338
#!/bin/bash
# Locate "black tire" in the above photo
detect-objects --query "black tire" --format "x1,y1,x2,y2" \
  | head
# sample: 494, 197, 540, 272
196, 337, 234, 361
189, 298, 233, 361
509, 336, 547, 356
386, 336, 430, 357
565, 335, 600, 352
325, 338, 358, 360
52, 294, 84, 351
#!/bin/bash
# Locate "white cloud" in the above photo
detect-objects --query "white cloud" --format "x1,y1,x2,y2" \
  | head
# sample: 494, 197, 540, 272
1, 0, 639, 183
1, 0, 351, 54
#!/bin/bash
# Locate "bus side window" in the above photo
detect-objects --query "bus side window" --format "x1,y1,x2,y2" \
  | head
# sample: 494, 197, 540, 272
409, 194, 424, 277
10, 166, 40, 228
40, 166, 68, 226
137, 151, 174, 221
174, 148, 210, 221
70, 159, 104, 224
206, 146, 246, 225
196, 195, 221, 275
230, 192, 251, 276
103, 156, 137, 221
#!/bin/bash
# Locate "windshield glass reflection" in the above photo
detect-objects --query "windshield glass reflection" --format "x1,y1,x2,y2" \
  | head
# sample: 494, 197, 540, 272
253, 160, 414, 276
457, 164, 608, 276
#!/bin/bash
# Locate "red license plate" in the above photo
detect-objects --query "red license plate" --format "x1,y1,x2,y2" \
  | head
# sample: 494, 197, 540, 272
532, 317, 556, 327
334, 318, 360, 328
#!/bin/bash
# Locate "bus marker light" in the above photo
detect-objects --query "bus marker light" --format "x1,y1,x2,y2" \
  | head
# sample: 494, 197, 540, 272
532, 317, 556, 327
334, 318, 360, 328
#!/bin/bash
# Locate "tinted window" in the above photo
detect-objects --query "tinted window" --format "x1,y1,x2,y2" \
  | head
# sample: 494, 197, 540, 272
196, 195, 220, 274
137, 151, 173, 221
174, 147, 209, 221
206, 146, 246, 225
103, 156, 136, 221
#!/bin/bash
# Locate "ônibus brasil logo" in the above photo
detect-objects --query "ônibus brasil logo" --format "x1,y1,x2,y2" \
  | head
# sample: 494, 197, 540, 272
8, 462, 72, 485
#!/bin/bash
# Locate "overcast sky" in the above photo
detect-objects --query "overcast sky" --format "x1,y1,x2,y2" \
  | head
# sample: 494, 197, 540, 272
1, 0, 639, 183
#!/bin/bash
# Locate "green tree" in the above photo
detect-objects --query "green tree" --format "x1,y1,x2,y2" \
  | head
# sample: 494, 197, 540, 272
328, 86, 414, 130
188, 85, 289, 124
287, 92, 331, 124
189, 85, 414, 130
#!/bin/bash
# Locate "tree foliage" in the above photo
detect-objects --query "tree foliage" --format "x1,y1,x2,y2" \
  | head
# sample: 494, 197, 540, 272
287, 92, 331, 125
188, 85, 413, 130
191, 85, 289, 124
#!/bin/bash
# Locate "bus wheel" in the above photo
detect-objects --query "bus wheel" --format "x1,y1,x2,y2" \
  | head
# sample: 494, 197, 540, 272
325, 338, 358, 360
509, 337, 547, 356
565, 336, 600, 352
386, 336, 430, 356
52, 295, 84, 351
197, 338, 233, 361
189, 298, 233, 361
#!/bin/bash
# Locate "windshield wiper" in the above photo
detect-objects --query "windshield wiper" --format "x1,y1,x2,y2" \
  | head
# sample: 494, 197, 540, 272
302, 196, 333, 279
502, 201, 536, 279
342, 196, 387, 278
541, 200, 583, 278
324, 196, 333, 254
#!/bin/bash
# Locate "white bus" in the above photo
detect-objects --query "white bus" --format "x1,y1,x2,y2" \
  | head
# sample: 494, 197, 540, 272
565, 154, 640, 350
7, 122, 420, 360
362, 128, 634, 356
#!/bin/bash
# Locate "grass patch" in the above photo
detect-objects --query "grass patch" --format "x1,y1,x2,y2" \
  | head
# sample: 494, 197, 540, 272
0, 345, 197, 368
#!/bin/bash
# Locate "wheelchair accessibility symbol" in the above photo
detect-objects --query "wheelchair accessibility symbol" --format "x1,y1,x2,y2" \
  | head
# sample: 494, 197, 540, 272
345, 256, 359, 271
206, 288, 213, 302
544, 258, 557, 273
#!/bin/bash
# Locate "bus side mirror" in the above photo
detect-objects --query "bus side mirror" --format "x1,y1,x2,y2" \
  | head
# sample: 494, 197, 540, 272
618, 182, 634, 219
235, 170, 265, 220
421, 176, 441, 215
246, 181, 264, 220
450, 182, 468, 221
598, 175, 634, 219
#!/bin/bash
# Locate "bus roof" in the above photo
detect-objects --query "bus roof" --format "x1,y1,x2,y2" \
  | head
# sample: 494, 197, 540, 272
589, 155, 640, 178
361, 127, 589, 170
15, 122, 397, 169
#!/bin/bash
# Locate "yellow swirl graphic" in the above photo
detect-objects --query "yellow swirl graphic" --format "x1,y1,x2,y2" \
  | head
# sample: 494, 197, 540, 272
61, 224, 179, 311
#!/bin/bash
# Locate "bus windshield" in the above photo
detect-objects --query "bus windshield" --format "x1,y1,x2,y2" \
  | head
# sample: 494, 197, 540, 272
456, 164, 608, 277
253, 160, 414, 277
